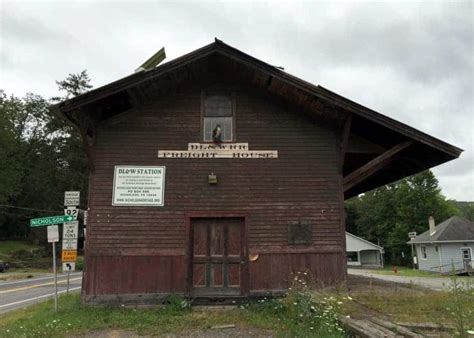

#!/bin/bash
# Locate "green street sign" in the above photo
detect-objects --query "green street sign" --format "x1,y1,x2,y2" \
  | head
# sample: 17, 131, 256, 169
30, 215, 74, 227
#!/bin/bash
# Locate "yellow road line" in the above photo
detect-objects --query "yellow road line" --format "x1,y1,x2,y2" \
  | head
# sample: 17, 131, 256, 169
0, 277, 82, 294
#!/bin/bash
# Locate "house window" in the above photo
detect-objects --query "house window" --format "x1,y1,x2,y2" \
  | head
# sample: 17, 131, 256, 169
347, 252, 358, 262
461, 248, 472, 260
420, 246, 427, 259
203, 93, 233, 142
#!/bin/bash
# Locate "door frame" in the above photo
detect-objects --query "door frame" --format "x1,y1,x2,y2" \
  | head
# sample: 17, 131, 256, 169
185, 212, 249, 297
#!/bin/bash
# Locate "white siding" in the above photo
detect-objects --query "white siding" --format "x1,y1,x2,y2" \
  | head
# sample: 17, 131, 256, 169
439, 243, 474, 273
415, 243, 474, 273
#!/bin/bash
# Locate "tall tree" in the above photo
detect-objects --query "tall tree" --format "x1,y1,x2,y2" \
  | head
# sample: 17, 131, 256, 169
346, 170, 460, 265
0, 71, 92, 239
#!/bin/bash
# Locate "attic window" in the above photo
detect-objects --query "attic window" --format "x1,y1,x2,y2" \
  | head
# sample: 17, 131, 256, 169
203, 93, 233, 142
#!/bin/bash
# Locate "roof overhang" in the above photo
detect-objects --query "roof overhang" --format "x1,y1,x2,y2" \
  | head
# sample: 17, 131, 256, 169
408, 240, 474, 245
51, 39, 463, 199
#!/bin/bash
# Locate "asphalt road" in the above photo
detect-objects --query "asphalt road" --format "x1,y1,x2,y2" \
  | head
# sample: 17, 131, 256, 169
0, 272, 82, 314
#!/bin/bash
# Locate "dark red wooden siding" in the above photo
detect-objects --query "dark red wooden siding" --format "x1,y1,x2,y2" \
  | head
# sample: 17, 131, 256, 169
83, 86, 345, 298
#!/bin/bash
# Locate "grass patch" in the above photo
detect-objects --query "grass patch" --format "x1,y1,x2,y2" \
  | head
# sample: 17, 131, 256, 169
344, 286, 453, 323
0, 276, 349, 337
0, 268, 51, 281
0, 241, 51, 280
0, 294, 252, 337
343, 275, 474, 334
371, 265, 444, 277
0, 241, 42, 256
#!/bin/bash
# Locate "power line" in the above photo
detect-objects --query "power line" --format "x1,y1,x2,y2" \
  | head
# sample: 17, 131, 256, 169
0, 210, 31, 219
0, 204, 62, 213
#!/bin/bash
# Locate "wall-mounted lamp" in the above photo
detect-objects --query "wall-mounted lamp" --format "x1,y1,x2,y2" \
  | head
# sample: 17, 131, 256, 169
208, 173, 217, 185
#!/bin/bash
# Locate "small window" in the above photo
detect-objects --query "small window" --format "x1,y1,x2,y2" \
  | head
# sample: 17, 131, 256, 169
347, 252, 359, 262
421, 246, 427, 259
203, 94, 233, 142
461, 248, 472, 260
288, 221, 312, 245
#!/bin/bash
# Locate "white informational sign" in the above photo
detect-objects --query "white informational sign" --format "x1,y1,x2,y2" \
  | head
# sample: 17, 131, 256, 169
158, 143, 278, 159
47, 225, 59, 243
83, 210, 88, 225
112, 166, 165, 206
62, 262, 75, 272
408, 232, 417, 239
64, 191, 80, 206
64, 206, 78, 220
62, 221, 79, 250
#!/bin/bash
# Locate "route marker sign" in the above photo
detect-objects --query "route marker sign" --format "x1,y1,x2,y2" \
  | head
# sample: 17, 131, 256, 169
30, 215, 74, 227
64, 206, 78, 220
64, 191, 80, 206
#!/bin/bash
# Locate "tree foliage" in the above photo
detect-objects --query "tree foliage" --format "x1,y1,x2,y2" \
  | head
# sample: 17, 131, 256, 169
0, 72, 91, 239
346, 170, 461, 265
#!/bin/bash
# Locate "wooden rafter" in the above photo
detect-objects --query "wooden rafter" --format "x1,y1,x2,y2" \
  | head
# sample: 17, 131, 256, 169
343, 140, 413, 192
340, 114, 352, 171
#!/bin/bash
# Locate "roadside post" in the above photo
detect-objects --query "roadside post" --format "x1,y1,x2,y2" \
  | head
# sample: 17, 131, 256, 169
47, 225, 59, 312
408, 232, 417, 269
63, 191, 80, 293
30, 216, 73, 312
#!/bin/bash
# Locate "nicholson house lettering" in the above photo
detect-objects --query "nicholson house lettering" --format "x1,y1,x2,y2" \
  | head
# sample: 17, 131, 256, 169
52, 39, 462, 306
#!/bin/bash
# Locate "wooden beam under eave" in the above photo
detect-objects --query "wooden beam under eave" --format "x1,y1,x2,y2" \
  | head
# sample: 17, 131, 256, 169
340, 113, 352, 171
343, 140, 413, 192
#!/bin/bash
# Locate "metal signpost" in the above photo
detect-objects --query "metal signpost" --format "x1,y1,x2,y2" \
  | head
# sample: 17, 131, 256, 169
28, 191, 81, 312
408, 232, 417, 269
63, 192, 80, 293
29, 218, 71, 312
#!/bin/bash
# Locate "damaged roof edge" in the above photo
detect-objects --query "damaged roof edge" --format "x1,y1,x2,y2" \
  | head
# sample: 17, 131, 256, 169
52, 39, 463, 158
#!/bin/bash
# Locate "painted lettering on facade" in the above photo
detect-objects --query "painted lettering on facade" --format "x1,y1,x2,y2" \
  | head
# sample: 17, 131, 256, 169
158, 143, 278, 159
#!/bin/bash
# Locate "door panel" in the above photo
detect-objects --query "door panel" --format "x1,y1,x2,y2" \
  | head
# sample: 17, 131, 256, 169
191, 217, 245, 296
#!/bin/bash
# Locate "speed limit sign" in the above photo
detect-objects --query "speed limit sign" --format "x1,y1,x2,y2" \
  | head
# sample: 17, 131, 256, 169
64, 206, 78, 220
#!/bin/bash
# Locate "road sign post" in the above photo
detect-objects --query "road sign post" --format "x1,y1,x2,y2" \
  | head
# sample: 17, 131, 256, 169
52, 241, 58, 312
408, 232, 417, 270
30, 216, 73, 313
62, 191, 80, 284
47, 225, 59, 313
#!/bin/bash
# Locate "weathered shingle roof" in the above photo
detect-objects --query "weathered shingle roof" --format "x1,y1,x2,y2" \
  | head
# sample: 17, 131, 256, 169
408, 216, 474, 243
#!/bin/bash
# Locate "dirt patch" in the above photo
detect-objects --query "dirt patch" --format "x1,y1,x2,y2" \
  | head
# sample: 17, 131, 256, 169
70, 327, 275, 338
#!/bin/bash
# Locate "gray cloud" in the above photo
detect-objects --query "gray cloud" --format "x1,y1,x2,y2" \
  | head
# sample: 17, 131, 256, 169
1, 1, 472, 200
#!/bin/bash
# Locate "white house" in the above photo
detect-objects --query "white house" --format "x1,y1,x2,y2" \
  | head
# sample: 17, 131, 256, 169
346, 232, 384, 268
408, 216, 474, 274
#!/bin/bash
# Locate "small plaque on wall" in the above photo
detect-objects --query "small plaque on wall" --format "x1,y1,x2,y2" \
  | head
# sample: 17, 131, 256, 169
288, 221, 312, 245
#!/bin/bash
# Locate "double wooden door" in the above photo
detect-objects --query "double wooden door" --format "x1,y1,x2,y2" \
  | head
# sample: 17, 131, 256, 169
190, 217, 246, 296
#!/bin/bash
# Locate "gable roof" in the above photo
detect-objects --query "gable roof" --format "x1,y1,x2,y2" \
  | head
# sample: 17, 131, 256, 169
51, 39, 463, 198
408, 216, 474, 244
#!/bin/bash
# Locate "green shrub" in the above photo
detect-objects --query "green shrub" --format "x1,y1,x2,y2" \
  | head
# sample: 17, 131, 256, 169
244, 271, 346, 337
75, 257, 84, 271
445, 273, 474, 337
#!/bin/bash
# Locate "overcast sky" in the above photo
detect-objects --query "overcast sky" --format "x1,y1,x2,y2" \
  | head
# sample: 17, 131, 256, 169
1, 1, 473, 200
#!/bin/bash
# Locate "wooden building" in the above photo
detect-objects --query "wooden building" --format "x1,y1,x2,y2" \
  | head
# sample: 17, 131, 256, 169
52, 39, 462, 305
